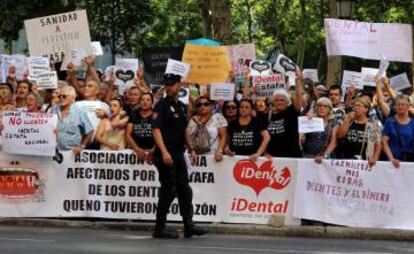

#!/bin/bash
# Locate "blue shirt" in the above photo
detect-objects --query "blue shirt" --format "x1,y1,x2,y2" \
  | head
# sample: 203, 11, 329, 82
51, 104, 94, 151
383, 117, 414, 160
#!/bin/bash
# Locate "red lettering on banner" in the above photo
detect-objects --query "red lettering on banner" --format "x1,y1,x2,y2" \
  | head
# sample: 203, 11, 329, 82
233, 160, 291, 196
231, 197, 288, 213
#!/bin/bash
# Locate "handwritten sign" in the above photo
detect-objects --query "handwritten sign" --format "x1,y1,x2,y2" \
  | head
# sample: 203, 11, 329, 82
390, 73, 412, 91
165, 59, 190, 78
24, 10, 93, 63
253, 74, 285, 97
298, 116, 324, 133
303, 69, 319, 82
342, 70, 362, 90
1, 111, 57, 156
182, 44, 231, 84
361, 67, 384, 87
36, 71, 58, 89
210, 83, 235, 101
325, 18, 413, 62
28, 56, 50, 80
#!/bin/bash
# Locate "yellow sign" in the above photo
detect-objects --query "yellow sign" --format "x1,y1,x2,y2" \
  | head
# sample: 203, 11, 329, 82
182, 44, 231, 84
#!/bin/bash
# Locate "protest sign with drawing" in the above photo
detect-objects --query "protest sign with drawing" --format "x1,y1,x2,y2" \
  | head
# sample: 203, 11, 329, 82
273, 54, 297, 75
91, 41, 103, 56
249, 60, 272, 76
114, 58, 139, 95
227, 43, 255, 84
1, 111, 57, 156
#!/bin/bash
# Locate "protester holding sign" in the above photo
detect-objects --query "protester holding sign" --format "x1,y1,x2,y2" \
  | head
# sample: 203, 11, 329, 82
226, 98, 270, 160
266, 68, 304, 158
96, 98, 128, 151
382, 95, 414, 168
187, 96, 227, 161
300, 97, 339, 162
51, 86, 93, 153
25, 92, 44, 113
125, 92, 155, 162
337, 97, 382, 166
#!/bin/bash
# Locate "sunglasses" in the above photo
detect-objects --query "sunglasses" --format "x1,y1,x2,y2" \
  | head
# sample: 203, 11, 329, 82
226, 105, 237, 110
196, 101, 211, 108
59, 94, 68, 99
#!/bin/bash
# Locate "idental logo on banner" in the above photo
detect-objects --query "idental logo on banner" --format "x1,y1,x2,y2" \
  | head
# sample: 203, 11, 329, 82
233, 160, 291, 196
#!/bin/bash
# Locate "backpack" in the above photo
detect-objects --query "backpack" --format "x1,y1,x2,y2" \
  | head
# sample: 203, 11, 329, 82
191, 117, 212, 155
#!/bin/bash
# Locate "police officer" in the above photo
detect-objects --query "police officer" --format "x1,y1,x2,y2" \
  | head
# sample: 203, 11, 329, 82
151, 74, 208, 239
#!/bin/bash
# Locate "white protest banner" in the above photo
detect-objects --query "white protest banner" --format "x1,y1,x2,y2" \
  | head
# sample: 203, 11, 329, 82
27, 56, 50, 80
210, 83, 235, 101
165, 59, 190, 79
253, 74, 285, 97
342, 70, 362, 90
390, 73, 412, 91
0, 151, 299, 226
91, 41, 103, 56
70, 48, 86, 67
298, 116, 324, 133
115, 58, 139, 71
1, 111, 57, 156
294, 159, 414, 230
325, 18, 413, 62
24, 10, 93, 63
273, 54, 297, 75
249, 60, 272, 76
75, 101, 109, 131
361, 67, 384, 87
303, 69, 319, 82
36, 71, 58, 89
377, 57, 390, 77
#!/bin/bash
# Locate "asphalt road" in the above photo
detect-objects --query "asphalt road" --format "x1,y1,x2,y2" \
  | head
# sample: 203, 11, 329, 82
1, 225, 414, 254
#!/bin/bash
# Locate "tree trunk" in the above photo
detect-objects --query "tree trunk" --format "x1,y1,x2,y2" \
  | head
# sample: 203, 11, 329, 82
5, 38, 13, 54
326, 0, 342, 87
245, 0, 254, 43
210, 0, 232, 44
296, 0, 307, 68
199, 0, 213, 38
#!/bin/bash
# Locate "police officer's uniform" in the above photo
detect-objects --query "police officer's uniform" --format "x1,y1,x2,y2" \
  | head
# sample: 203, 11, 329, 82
151, 74, 207, 238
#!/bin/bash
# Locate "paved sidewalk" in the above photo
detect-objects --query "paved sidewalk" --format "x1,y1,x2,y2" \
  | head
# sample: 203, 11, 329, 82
0, 218, 413, 241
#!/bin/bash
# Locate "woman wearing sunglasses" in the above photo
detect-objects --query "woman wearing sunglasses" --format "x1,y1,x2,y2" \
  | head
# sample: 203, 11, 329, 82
226, 98, 270, 161
222, 99, 239, 125
187, 96, 227, 161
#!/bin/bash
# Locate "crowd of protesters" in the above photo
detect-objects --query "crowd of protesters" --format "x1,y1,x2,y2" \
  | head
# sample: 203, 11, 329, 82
0, 55, 414, 169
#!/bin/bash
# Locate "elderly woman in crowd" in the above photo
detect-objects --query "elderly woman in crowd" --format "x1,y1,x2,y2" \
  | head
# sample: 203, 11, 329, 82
126, 92, 155, 161
226, 98, 270, 161
25, 92, 44, 113
51, 85, 94, 153
97, 98, 128, 150
382, 95, 414, 168
187, 96, 227, 161
300, 97, 339, 163
337, 96, 382, 166
266, 68, 303, 158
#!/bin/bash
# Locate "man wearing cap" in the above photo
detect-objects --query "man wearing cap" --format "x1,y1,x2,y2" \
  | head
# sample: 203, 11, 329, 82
151, 73, 208, 239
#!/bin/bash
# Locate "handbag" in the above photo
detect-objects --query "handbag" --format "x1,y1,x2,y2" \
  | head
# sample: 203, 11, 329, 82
394, 120, 414, 162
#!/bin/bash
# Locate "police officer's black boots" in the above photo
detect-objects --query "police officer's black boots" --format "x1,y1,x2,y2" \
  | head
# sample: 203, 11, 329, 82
184, 223, 208, 238
153, 220, 179, 239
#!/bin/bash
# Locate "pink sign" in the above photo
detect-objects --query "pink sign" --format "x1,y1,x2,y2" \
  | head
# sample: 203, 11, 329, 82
325, 18, 412, 63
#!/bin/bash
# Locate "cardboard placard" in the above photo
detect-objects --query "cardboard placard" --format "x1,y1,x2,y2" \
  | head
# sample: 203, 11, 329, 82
182, 44, 231, 84
342, 70, 363, 90
36, 71, 58, 89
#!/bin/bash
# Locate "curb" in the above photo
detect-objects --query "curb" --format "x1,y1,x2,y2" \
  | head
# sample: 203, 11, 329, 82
1, 218, 413, 241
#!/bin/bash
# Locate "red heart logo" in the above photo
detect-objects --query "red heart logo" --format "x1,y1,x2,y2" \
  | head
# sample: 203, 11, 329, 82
233, 159, 291, 196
